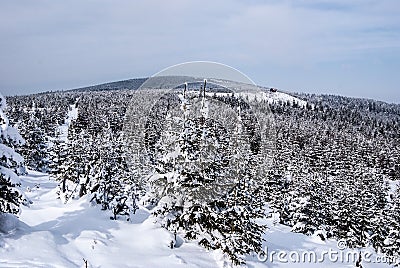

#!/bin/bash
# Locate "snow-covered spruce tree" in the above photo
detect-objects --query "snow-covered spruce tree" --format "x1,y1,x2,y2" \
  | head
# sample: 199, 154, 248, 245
148, 88, 265, 265
52, 99, 99, 202
6, 94, 71, 174
17, 110, 49, 172
332, 171, 388, 249
48, 139, 65, 178
0, 94, 26, 215
53, 130, 89, 203
380, 184, 400, 266
47, 91, 138, 219
196, 106, 265, 265
90, 131, 134, 220
286, 172, 337, 236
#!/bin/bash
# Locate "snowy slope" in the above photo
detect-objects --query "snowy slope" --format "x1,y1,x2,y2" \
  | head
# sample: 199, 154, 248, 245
202, 78, 310, 108
247, 215, 394, 268
263, 91, 309, 108
187, 90, 309, 109
237, 91, 309, 108
0, 172, 395, 268
58, 101, 78, 142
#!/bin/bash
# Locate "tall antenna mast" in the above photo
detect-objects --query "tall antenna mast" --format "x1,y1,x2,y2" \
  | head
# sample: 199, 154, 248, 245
199, 79, 207, 183
203, 79, 207, 98
201, 79, 207, 109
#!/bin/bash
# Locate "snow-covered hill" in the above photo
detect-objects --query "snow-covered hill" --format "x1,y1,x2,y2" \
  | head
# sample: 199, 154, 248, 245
0, 171, 394, 268
211, 90, 309, 108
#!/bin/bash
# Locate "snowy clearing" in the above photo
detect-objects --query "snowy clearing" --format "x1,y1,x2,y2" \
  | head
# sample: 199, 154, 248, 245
57, 101, 78, 143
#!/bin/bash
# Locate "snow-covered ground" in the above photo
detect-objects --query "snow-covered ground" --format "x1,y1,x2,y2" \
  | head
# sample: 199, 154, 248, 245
0, 171, 217, 268
0, 171, 395, 267
58, 101, 78, 142
188, 90, 309, 109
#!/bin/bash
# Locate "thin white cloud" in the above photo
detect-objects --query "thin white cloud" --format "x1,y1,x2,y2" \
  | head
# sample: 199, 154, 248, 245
221, 0, 400, 65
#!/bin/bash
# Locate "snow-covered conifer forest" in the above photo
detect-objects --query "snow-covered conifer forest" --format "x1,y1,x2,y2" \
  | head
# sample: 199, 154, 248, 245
0, 78, 399, 267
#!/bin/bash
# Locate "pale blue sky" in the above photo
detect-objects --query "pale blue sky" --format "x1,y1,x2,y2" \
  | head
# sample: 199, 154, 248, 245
0, 0, 399, 103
